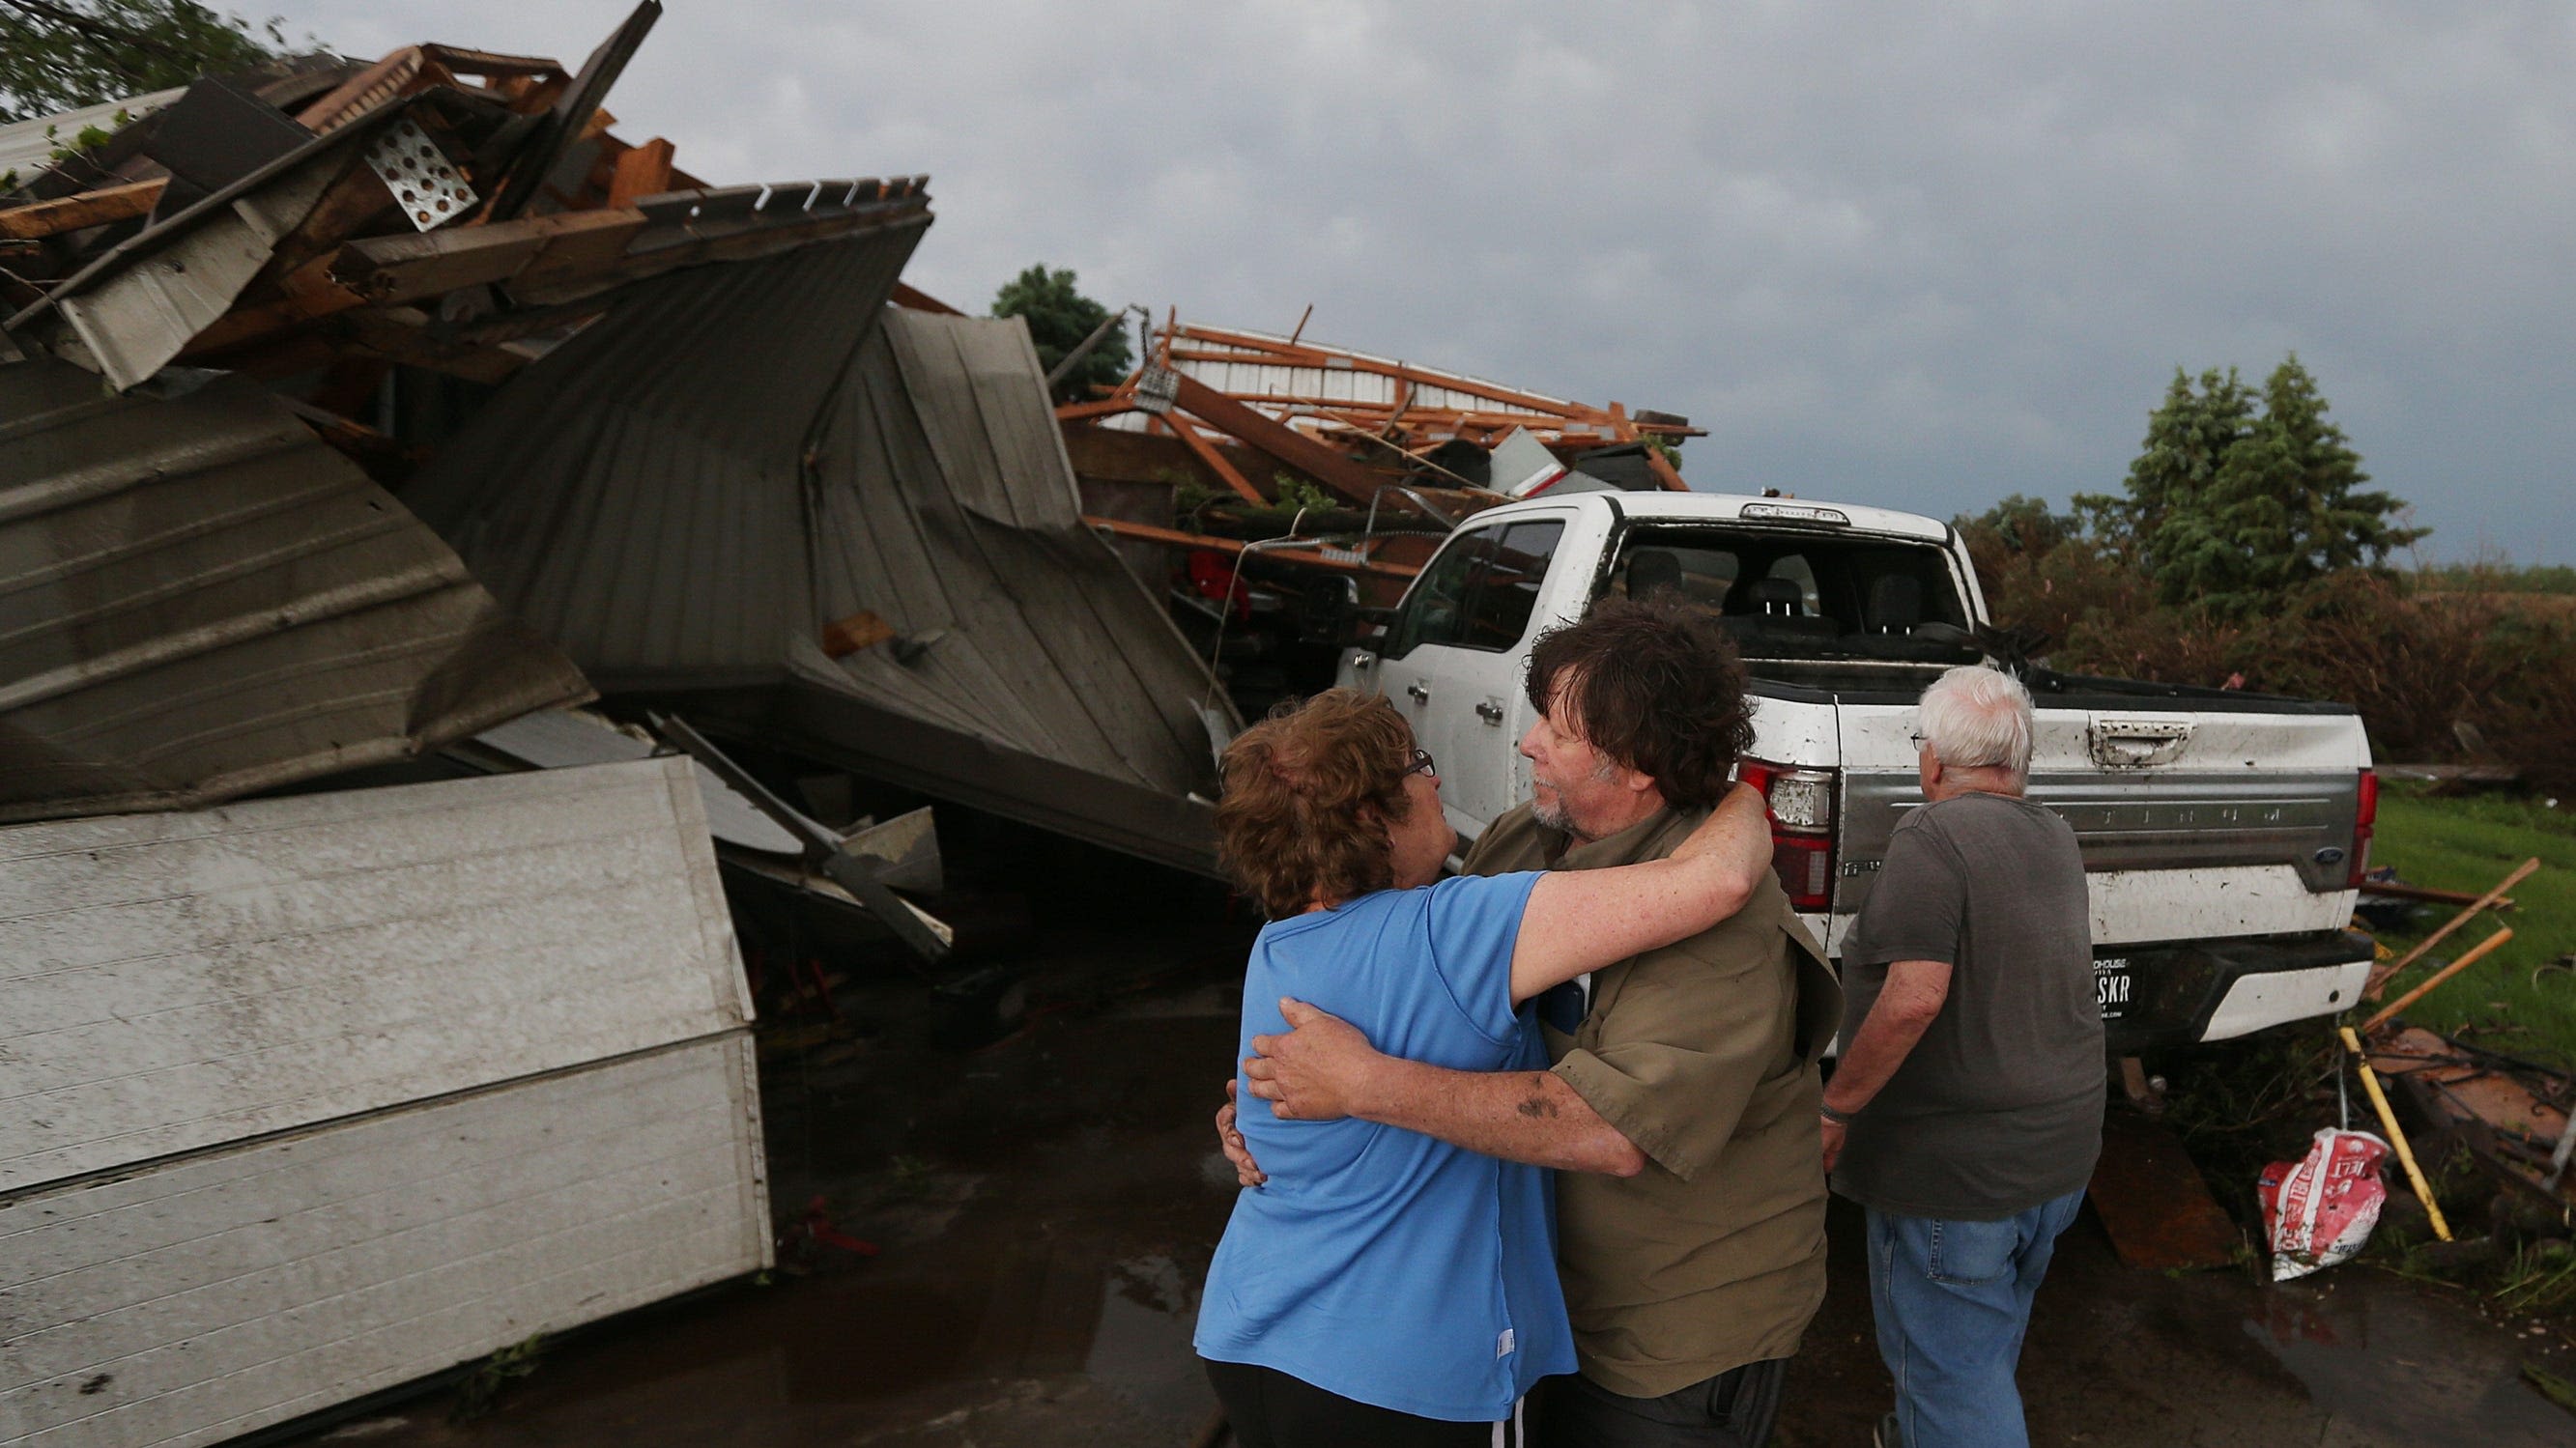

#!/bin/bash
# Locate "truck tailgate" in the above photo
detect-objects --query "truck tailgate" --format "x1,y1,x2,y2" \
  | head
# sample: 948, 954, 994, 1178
1828, 691, 2369, 952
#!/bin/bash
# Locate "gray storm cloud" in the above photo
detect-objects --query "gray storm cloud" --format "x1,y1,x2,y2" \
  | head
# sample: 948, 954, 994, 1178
271, 0, 2576, 561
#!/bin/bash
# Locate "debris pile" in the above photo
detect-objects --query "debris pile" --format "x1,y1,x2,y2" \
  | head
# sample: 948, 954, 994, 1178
0, 0, 1226, 891
0, 7, 1243, 1445
1060, 318, 1706, 712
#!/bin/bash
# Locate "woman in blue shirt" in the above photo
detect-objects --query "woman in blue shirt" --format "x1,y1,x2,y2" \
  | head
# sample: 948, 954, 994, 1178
1193, 689, 1769, 1446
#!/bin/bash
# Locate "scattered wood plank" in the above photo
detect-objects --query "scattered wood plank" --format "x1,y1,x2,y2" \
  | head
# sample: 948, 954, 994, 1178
2361, 926, 2515, 1034
2086, 1110, 2241, 1270
2365, 857, 2539, 999
0, 179, 164, 240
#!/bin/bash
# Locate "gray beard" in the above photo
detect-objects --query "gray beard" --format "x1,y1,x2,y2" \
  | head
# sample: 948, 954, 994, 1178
1531, 796, 1578, 836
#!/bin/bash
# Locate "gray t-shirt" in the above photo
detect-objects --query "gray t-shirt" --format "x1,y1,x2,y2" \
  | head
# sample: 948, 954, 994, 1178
1830, 790, 2104, 1220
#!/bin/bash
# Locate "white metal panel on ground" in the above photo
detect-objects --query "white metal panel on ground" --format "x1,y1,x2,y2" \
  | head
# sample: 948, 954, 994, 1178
0, 1033, 770, 1448
0, 757, 749, 1195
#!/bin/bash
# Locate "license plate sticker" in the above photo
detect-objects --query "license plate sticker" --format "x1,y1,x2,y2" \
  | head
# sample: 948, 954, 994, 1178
2095, 957, 2134, 1020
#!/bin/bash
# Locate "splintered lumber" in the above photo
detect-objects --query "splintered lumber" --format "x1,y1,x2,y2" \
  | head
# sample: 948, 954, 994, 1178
2341, 1026, 2454, 1241
1164, 413, 1268, 504
1170, 370, 1386, 506
2361, 926, 2515, 1034
608, 136, 675, 208
328, 207, 644, 302
2367, 856, 2539, 999
0, 179, 164, 239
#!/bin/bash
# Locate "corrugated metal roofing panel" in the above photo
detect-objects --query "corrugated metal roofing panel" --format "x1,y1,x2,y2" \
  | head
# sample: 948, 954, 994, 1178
404, 220, 930, 684
0, 356, 590, 822
812, 306, 1225, 793
401, 230, 1234, 866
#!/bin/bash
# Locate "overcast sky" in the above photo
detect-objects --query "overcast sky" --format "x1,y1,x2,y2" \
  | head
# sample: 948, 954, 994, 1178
268, 1, 2576, 564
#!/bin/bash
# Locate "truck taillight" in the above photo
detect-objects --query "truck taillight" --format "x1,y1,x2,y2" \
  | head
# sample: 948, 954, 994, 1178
2348, 768, 2378, 890
1736, 759, 1838, 911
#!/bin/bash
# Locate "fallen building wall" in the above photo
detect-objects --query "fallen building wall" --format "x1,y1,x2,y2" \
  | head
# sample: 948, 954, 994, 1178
0, 354, 590, 823
404, 237, 1235, 874
0, 757, 769, 1447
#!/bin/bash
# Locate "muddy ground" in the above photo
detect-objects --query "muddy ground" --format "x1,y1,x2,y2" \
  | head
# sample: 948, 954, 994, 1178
289, 863, 2575, 1448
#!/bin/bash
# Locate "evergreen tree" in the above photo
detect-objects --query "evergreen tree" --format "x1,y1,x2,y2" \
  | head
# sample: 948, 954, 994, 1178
2088, 357, 2420, 611
990, 265, 1132, 405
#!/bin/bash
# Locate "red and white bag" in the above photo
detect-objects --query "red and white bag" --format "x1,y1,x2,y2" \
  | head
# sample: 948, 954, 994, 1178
2257, 1128, 2390, 1282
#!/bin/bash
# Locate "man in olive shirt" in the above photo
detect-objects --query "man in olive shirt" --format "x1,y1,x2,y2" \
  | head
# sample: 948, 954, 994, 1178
1234, 601, 1843, 1447
1818, 666, 2102, 1448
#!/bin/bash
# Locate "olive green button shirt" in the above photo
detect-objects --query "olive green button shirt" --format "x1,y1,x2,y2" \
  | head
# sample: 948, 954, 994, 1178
1462, 801, 1843, 1399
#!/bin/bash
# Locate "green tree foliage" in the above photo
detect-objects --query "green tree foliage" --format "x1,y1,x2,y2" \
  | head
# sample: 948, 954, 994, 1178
990, 264, 1132, 404
0, 1, 286, 124
2078, 356, 2423, 611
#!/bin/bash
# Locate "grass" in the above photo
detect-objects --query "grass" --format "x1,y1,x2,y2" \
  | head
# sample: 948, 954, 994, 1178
2367, 782, 2576, 1068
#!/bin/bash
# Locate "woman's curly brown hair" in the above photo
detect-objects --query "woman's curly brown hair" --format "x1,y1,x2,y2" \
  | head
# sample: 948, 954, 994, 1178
1524, 597, 1755, 809
1216, 688, 1418, 919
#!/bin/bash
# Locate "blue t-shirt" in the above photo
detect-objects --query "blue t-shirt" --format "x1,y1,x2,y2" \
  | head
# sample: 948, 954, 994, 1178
1193, 870, 1574, 1422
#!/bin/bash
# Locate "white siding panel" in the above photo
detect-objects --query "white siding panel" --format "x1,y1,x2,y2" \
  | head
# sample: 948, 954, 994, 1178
0, 758, 748, 1195
0, 1034, 769, 1448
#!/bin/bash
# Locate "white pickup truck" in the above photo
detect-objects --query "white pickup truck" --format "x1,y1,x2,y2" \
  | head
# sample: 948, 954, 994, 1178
1336, 489, 2380, 1052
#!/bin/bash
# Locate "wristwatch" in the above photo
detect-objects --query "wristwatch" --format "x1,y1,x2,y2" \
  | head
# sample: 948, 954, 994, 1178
1818, 1101, 1857, 1126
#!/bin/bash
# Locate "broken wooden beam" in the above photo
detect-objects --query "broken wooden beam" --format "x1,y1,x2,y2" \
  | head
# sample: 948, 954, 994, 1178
327, 206, 646, 303
2361, 926, 2515, 1034
1081, 514, 1422, 581
1163, 414, 1268, 505
1170, 370, 1387, 506
0, 180, 165, 240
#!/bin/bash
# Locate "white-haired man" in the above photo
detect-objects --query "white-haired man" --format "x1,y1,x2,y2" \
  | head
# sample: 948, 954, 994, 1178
1817, 666, 2103, 1448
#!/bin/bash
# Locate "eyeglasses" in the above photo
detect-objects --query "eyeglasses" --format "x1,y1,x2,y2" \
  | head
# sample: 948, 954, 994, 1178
1407, 748, 1438, 779
1907, 731, 1928, 749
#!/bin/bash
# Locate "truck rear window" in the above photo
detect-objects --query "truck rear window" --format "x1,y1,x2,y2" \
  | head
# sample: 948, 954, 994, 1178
1603, 526, 1979, 664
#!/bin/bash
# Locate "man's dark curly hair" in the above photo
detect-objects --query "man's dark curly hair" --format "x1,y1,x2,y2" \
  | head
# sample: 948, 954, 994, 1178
1523, 597, 1755, 810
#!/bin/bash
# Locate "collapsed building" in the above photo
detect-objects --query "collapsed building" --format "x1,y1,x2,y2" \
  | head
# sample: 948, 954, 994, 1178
1060, 316, 1704, 712
0, 7, 1222, 1445
0, 7, 1709, 1442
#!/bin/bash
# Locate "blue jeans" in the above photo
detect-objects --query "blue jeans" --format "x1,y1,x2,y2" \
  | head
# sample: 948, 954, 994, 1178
1864, 1189, 2085, 1448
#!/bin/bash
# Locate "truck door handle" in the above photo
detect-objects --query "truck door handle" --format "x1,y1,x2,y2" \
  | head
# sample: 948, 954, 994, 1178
1406, 682, 1431, 703
1475, 700, 1505, 724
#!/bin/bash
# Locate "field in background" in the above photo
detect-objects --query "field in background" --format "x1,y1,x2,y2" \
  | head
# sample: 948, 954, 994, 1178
2368, 783, 2576, 1067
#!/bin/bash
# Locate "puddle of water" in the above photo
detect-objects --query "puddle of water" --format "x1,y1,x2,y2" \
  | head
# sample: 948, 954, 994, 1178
1085, 1256, 1216, 1427
2244, 1276, 2573, 1446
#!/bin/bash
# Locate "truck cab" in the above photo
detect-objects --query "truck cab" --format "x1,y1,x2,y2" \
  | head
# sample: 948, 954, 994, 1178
1337, 490, 2380, 1052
